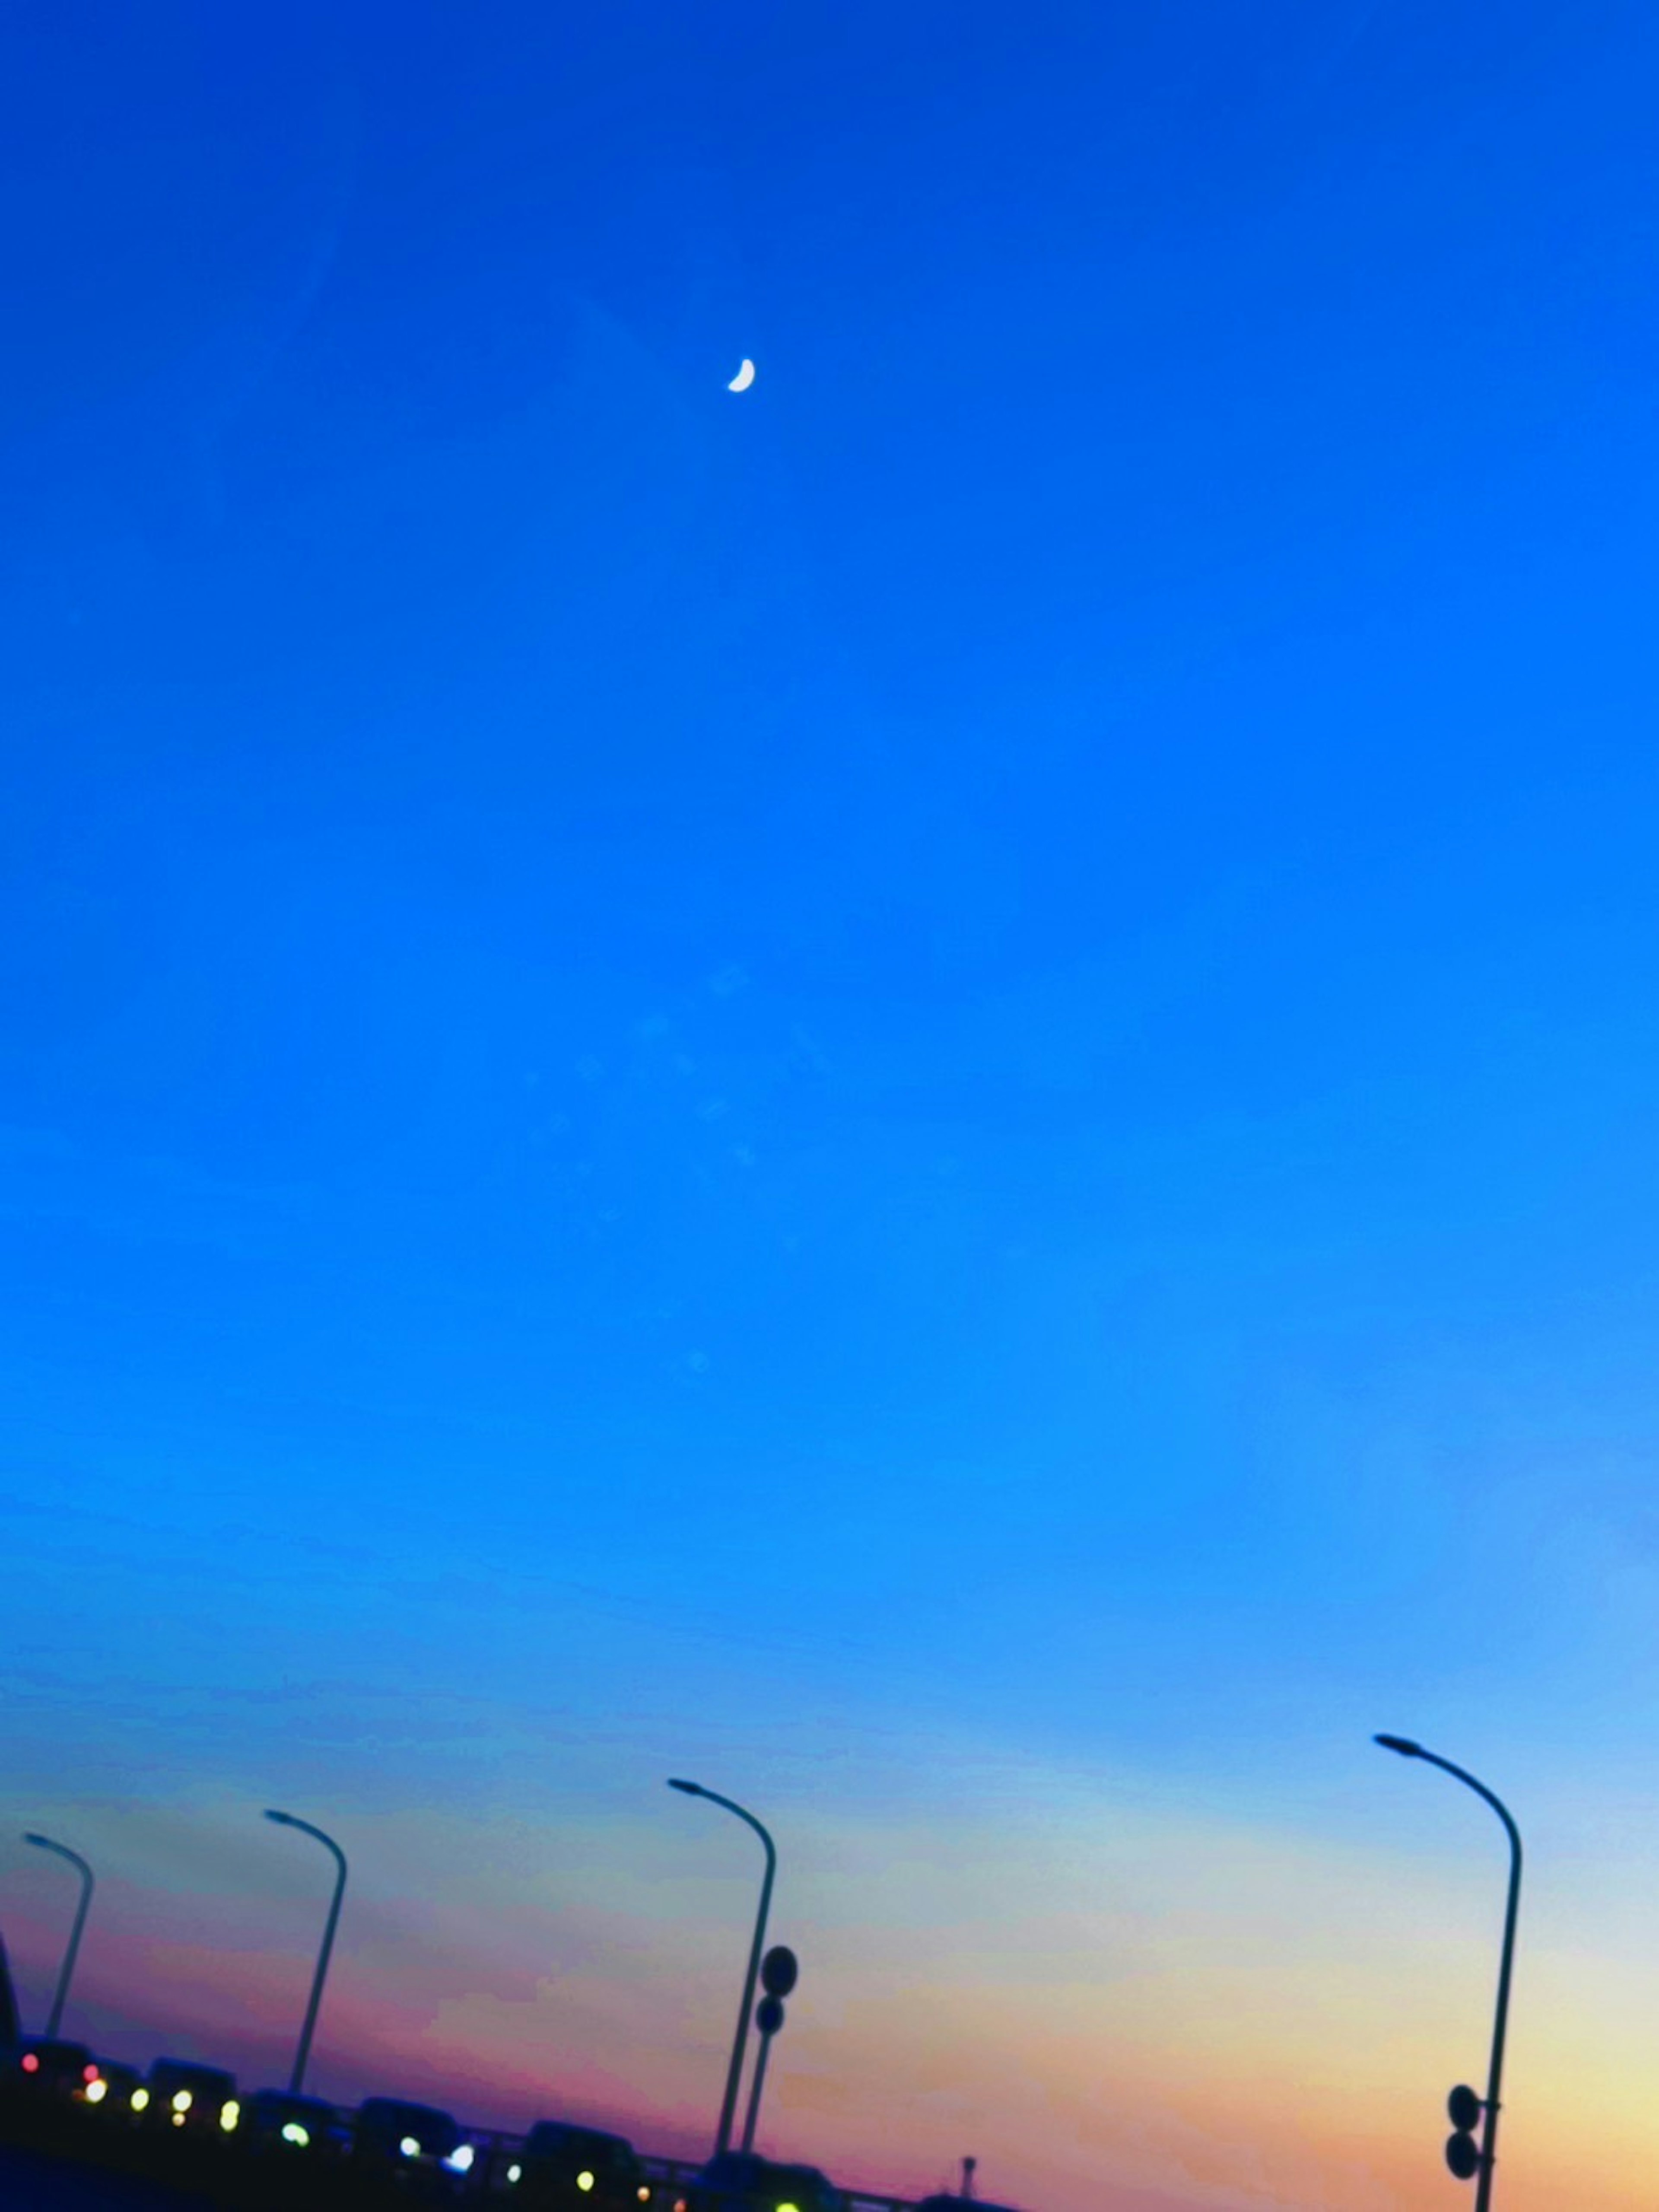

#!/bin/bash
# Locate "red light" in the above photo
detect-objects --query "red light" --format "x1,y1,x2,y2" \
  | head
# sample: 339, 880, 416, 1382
22, 2053, 39, 2073
84, 2064, 100, 2082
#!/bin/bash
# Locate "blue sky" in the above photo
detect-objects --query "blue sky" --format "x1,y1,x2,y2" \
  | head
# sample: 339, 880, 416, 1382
6, 3, 1659, 2206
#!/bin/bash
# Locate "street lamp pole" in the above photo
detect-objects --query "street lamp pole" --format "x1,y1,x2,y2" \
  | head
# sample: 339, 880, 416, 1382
263, 1810, 348, 2097
668, 1779, 777, 2160
1375, 1737, 1522, 2212
22, 1834, 95, 2040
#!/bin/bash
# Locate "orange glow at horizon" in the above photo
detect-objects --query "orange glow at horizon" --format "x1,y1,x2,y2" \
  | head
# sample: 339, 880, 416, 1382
6, 1763, 1659, 2212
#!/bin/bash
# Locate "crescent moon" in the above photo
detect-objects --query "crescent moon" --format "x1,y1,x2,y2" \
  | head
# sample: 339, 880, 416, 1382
728, 359, 756, 393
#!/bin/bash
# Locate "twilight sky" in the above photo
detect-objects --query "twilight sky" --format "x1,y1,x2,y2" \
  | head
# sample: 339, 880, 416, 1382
6, 3, 1659, 2208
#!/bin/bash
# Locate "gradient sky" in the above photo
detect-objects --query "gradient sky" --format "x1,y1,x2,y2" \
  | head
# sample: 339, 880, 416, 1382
6, 3, 1659, 2207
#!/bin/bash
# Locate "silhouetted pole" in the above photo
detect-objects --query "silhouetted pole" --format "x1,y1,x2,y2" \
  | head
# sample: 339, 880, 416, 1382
0, 1924, 19, 2046
23, 1834, 95, 2039
1375, 1737, 1522, 2212
263, 1810, 348, 2096
740, 2011, 775, 2155
668, 1779, 776, 2159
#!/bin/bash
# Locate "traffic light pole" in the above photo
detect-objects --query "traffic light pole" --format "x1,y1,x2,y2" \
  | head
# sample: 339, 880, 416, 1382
740, 1948, 798, 2157
740, 2017, 775, 2155
1374, 1739, 1522, 2212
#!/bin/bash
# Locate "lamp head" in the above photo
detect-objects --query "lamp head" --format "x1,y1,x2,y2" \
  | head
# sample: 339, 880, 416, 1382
667, 1779, 702, 1798
23, 1833, 50, 1849
1373, 1735, 1423, 1758
263, 1809, 295, 1826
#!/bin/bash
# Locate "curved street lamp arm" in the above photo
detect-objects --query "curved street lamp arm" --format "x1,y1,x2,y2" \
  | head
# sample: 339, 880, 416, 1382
1409, 1752, 1523, 1872
23, 1835, 95, 1887
697, 1792, 777, 1873
264, 1811, 348, 1878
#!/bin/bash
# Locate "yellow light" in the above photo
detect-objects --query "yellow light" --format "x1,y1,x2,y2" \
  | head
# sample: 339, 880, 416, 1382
131, 2088, 150, 2112
507, 2164, 523, 2184
400, 2136, 422, 2158
172, 2090, 193, 2113
778, 2199, 801, 2210
220, 2101, 241, 2132
172, 2112, 186, 2128
639, 2190, 652, 2202
85, 2079, 109, 2105
282, 2122, 311, 2147
578, 2172, 596, 2193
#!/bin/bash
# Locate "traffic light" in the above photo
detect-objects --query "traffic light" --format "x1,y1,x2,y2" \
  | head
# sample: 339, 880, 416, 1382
1446, 2085, 1483, 2181
755, 1948, 796, 2041
760, 1947, 798, 1999
741, 1947, 800, 2155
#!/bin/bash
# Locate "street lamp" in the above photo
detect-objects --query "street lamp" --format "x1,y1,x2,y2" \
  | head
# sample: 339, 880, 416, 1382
22, 1834, 95, 2039
263, 1810, 348, 2097
668, 1779, 777, 2159
1374, 1736, 1523, 2212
